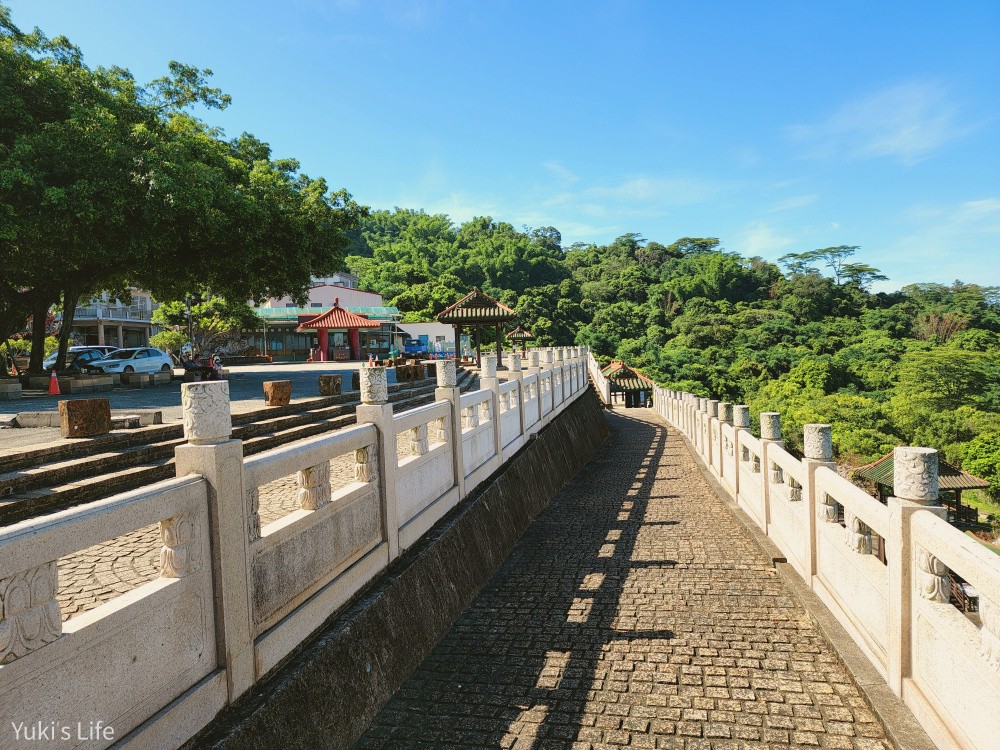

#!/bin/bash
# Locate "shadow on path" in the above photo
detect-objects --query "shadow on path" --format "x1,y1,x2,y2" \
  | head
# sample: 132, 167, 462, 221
354, 409, 890, 750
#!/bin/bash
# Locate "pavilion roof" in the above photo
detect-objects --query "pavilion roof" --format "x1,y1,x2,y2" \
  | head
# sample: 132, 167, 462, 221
437, 287, 517, 324
296, 299, 381, 331
506, 326, 534, 341
854, 452, 990, 491
603, 360, 656, 392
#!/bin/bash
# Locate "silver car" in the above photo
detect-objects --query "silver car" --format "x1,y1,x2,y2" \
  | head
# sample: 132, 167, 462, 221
91, 347, 174, 375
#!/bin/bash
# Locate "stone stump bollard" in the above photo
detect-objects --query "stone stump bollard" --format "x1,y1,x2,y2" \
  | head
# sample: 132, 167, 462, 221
263, 380, 292, 406
58, 398, 112, 438
318, 374, 342, 396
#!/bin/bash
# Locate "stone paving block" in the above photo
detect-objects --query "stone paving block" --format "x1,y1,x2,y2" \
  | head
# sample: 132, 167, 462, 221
58, 398, 111, 438
353, 409, 893, 750
264, 379, 292, 406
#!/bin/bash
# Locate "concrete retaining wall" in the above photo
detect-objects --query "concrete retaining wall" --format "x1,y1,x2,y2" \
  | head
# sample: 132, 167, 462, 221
186, 388, 608, 750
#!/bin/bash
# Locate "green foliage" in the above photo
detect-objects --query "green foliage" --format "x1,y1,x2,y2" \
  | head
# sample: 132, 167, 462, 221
964, 432, 1000, 501
149, 330, 188, 355
152, 295, 260, 353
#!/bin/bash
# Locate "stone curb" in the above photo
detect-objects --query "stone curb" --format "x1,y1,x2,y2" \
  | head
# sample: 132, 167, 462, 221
651, 409, 938, 750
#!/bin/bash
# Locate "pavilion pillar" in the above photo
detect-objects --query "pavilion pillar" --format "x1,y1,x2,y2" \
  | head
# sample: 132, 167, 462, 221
453, 325, 461, 360
495, 325, 503, 368
348, 327, 361, 360
475, 326, 482, 368
317, 328, 329, 362
117, 324, 124, 348
97, 323, 105, 346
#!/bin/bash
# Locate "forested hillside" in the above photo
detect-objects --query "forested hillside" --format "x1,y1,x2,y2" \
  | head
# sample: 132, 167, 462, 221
346, 209, 1000, 490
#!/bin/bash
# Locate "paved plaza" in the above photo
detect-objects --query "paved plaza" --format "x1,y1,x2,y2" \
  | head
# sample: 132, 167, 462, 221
0, 362, 392, 452
355, 409, 891, 750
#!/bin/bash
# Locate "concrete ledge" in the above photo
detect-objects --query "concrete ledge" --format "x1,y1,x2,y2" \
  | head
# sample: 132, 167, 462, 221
655, 411, 937, 750
184, 389, 609, 750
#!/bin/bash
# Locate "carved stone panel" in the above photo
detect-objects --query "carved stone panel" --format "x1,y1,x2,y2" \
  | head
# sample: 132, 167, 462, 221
0, 562, 62, 663
437, 359, 457, 388
803, 424, 833, 460
160, 513, 197, 577
760, 412, 781, 441
916, 546, 949, 602
360, 366, 388, 405
980, 598, 1000, 671
298, 462, 332, 510
481, 354, 497, 379
894, 447, 939, 504
182, 381, 232, 445
246, 487, 262, 541
355, 446, 378, 484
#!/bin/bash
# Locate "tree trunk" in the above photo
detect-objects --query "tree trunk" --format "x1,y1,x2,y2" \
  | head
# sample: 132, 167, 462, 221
55, 289, 80, 371
28, 298, 50, 375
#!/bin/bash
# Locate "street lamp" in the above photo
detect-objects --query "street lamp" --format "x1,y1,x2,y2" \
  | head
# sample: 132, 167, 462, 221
185, 294, 195, 354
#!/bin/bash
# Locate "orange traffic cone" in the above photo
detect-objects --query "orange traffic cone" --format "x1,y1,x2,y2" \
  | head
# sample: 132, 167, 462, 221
48, 370, 60, 395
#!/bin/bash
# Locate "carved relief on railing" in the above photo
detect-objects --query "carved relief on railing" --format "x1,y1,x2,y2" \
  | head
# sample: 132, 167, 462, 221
407, 423, 429, 457
246, 487, 261, 541
434, 416, 447, 444
462, 405, 479, 429
770, 462, 784, 484
0, 562, 62, 664
355, 445, 379, 484
846, 512, 872, 554
160, 514, 197, 577
980, 597, 1000, 671
788, 477, 803, 501
297, 462, 332, 510
915, 546, 949, 602
508, 389, 519, 411
741, 446, 750, 463
723, 437, 734, 457
894, 447, 938, 505
819, 492, 838, 523
751, 454, 761, 474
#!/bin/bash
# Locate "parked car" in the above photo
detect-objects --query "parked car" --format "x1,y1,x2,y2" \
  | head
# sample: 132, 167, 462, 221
90, 347, 175, 375
43, 346, 119, 373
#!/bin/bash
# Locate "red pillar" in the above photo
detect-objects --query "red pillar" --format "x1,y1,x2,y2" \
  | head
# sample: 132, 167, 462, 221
348, 327, 361, 360
317, 328, 329, 361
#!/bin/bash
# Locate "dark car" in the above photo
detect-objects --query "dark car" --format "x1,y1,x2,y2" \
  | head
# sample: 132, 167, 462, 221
42, 346, 119, 374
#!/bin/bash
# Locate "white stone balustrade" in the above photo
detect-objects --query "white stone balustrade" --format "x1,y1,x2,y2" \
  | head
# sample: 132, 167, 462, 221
650, 382, 1000, 750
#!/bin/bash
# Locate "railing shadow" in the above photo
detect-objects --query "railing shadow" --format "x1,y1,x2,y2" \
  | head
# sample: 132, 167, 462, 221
356, 408, 681, 749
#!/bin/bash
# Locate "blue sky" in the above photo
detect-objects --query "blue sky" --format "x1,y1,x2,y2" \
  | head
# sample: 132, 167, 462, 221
10, 0, 1000, 290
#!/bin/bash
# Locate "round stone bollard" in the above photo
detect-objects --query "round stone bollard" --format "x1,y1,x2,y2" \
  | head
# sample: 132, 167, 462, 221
894, 447, 939, 505
708, 399, 719, 418
508, 353, 522, 372
529, 351, 540, 368
760, 412, 781, 441
804, 424, 833, 461
481, 353, 497, 379
733, 406, 750, 428
718, 402, 733, 423
360, 365, 388, 405
181, 380, 232, 445
437, 358, 457, 388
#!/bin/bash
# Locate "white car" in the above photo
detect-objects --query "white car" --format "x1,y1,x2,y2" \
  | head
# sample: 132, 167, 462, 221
91, 347, 175, 375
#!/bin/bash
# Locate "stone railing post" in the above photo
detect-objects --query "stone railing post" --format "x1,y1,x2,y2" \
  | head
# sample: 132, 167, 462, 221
355, 366, 400, 561
434, 359, 465, 499
732, 405, 751, 498
174, 380, 255, 700
706, 400, 720, 469
506, 350, 525, 437
759, 412, 783, 532
718, 402, 733, 485
801, 424, 836, 577
526, 350, 544, 430
541, 350, 554, 420
480, 353, 504, 460
887, 446, 947, 696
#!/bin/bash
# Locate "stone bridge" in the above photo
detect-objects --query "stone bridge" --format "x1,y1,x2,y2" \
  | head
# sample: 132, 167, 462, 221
0, 349, 996, 749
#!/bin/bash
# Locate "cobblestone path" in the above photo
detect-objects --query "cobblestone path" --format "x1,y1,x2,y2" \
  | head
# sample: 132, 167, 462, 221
355, 408, 891, 750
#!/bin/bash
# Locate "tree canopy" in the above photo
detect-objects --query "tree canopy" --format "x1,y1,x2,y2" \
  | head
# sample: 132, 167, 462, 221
1, 5, 364, 372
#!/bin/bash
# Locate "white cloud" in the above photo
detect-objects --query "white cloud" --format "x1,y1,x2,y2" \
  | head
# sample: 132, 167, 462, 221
767, 194, 818, 212
789, 80, 973, 165
879, 197, 1000, 287
733, 221, 796, 257
543, 161, 579, 184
